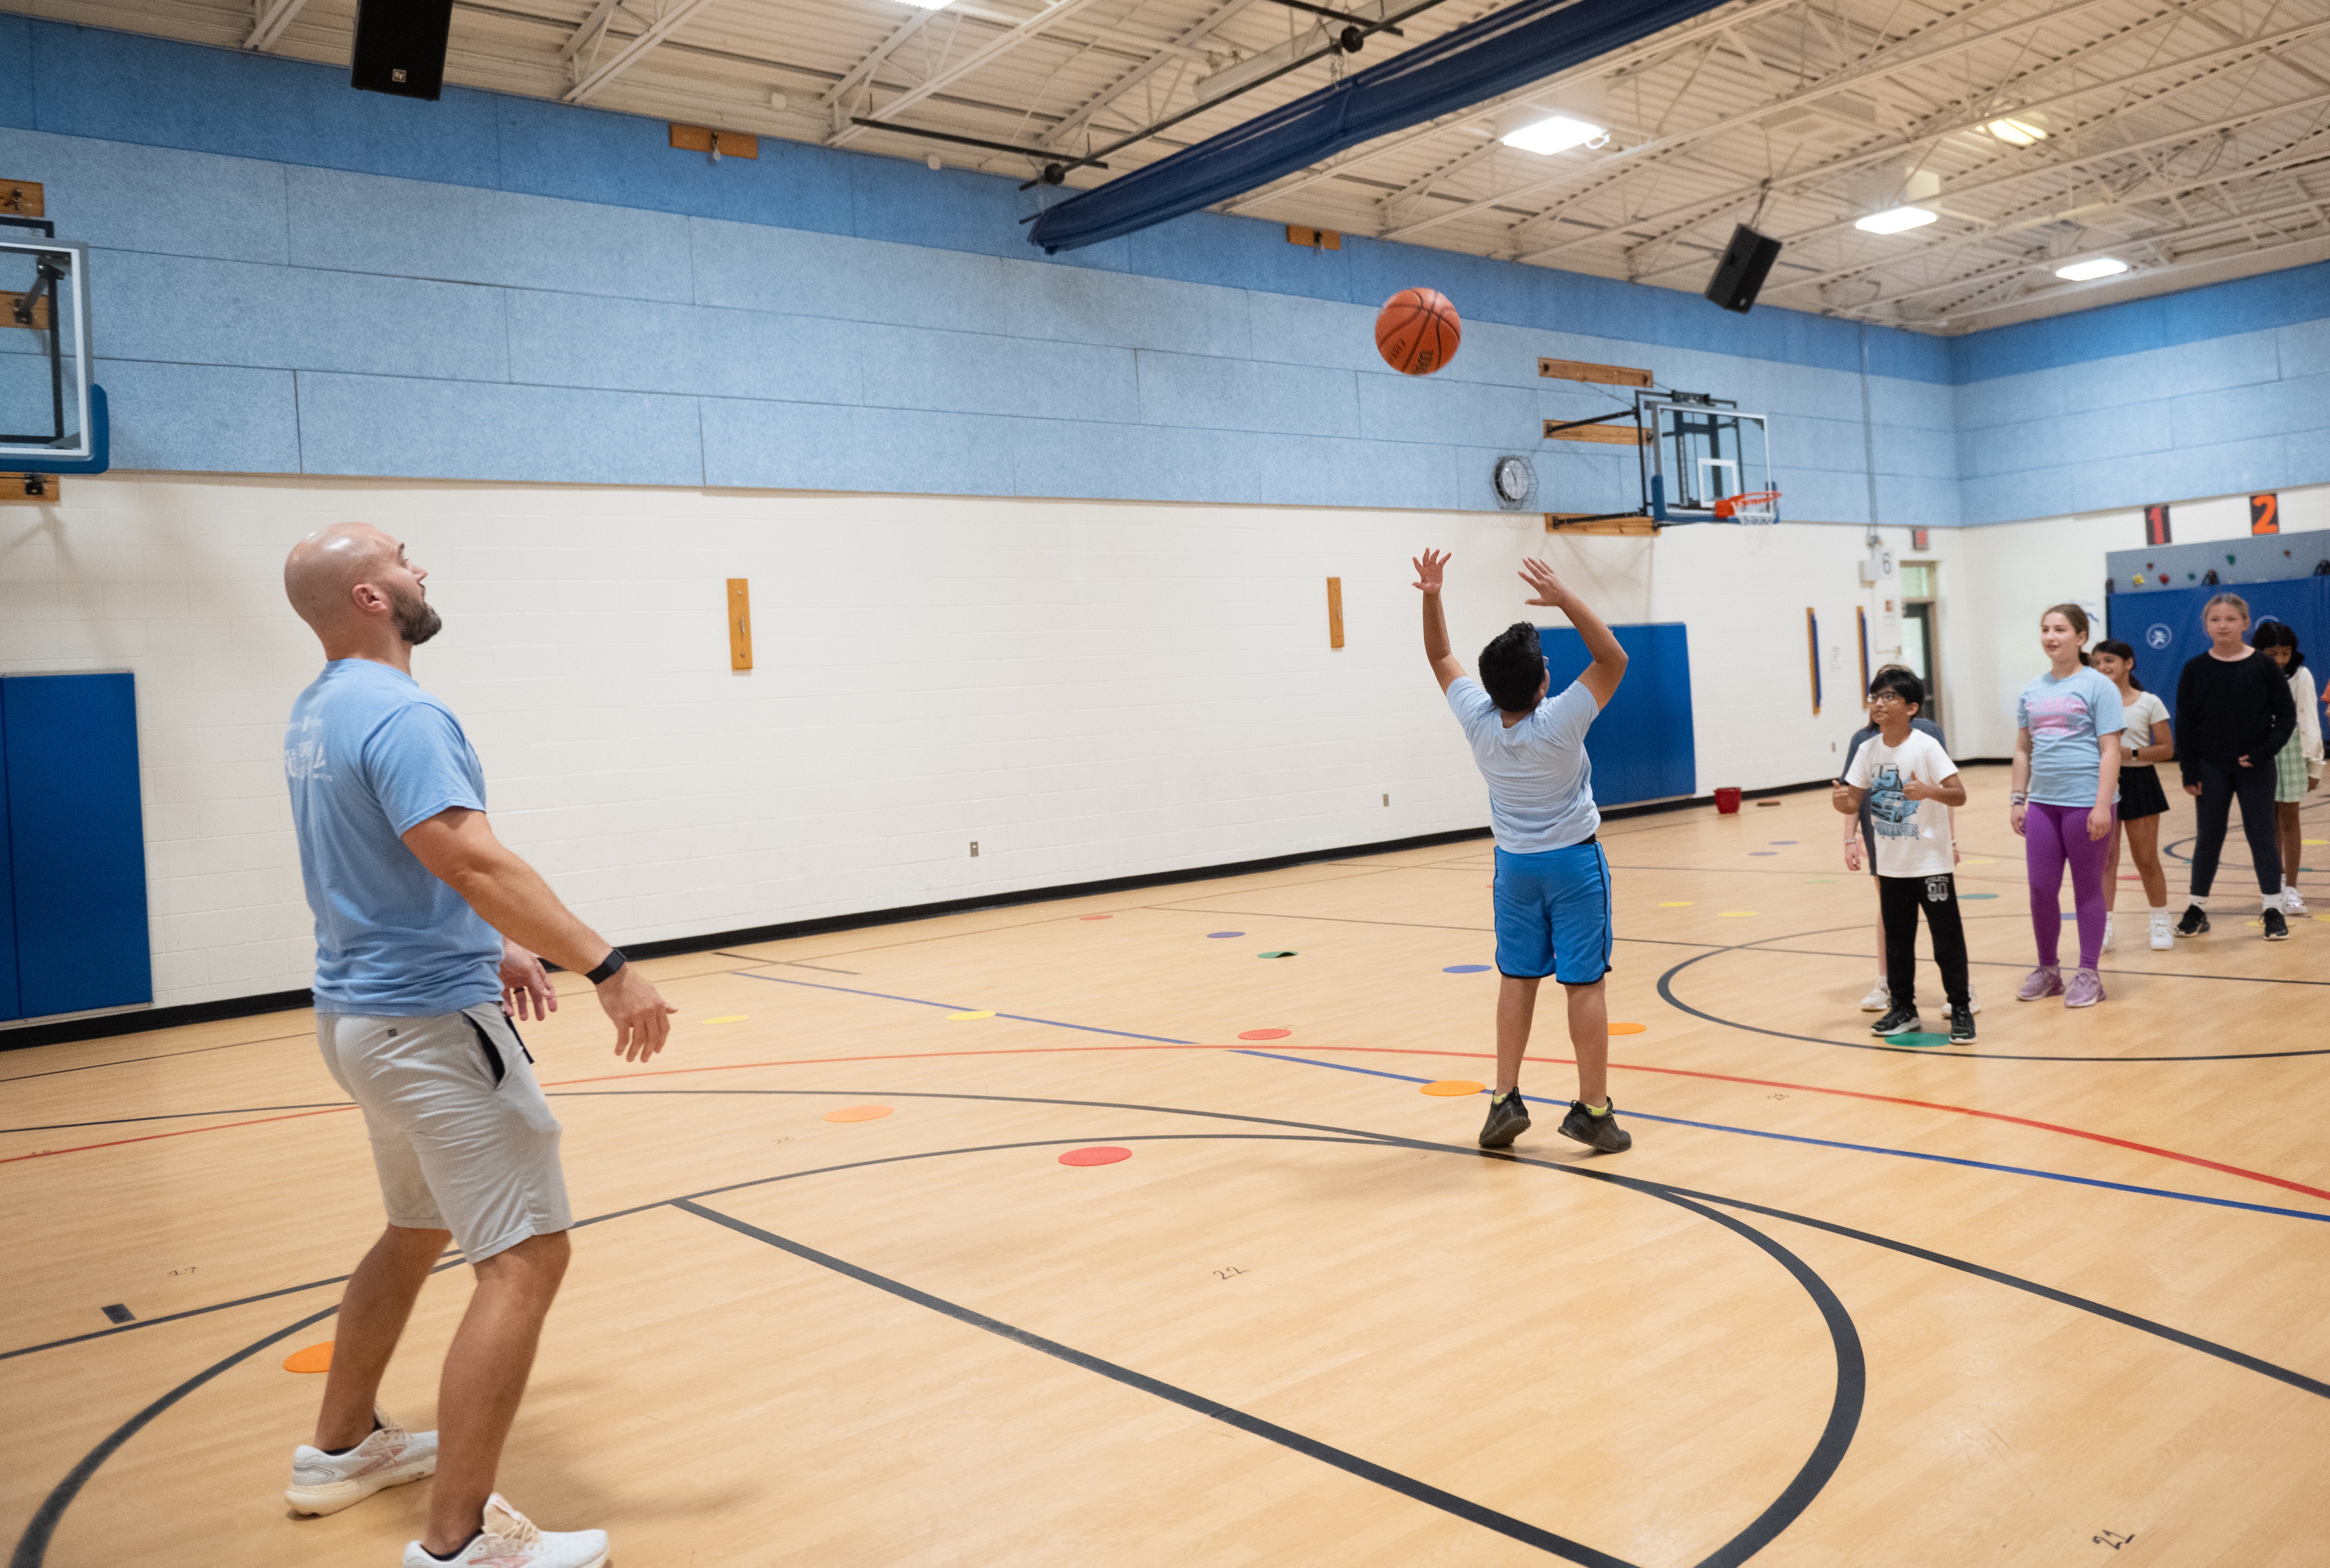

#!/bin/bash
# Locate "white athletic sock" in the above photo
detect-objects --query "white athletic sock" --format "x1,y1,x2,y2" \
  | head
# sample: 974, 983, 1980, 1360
2263, 894, 2280, 912
2190, 895, 2207, 910
2149, 903, 2168, 916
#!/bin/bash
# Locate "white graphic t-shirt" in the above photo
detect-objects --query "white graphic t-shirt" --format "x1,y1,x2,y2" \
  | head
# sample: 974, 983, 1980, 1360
1843, 728, 1958, 879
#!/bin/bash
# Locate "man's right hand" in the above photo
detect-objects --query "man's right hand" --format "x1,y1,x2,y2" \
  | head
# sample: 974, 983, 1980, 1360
598, 966, 678, 1062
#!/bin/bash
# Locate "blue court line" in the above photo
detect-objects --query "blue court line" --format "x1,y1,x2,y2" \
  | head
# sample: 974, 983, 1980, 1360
734, 969, 1196, 1044
1231, 1051, 2330, 1226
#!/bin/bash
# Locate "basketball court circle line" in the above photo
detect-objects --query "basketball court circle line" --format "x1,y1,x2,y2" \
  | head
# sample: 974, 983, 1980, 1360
1231, 1052, 2330, 1223
9, 1116, 1867, 1568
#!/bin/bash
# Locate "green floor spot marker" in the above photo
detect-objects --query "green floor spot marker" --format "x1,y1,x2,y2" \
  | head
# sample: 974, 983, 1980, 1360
1257, 950, 1297, 959
1890, 1032, 1953, 1048
1803, 878, 1838, 884
1959, 892, 1999, 900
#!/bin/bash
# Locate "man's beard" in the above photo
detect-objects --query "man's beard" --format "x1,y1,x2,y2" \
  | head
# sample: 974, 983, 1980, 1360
390, 584, 442, 646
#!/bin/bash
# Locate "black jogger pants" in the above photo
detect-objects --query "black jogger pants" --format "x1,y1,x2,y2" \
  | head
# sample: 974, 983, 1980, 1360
1878, 872, 1970, 1011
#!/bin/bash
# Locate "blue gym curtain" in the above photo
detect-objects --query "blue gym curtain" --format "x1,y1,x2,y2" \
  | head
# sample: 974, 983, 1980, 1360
2107, 578, 2330, 729
1028, 0, 1732, 254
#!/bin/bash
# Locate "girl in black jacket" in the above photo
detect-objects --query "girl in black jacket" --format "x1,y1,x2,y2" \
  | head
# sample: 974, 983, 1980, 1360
2174, 592, 2298, 940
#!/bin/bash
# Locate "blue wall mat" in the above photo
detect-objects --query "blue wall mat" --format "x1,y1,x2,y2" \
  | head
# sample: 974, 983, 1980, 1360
2106, 577, 2330, 734
0, 691, 16, 1021
1538, 622, 1696, 806
2, 673, 152, 1021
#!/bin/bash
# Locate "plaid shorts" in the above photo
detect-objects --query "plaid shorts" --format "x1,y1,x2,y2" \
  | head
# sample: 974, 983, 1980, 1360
2274, 734, 2309, 802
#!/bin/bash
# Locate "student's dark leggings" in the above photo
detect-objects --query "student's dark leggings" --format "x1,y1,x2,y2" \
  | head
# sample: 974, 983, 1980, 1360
1878, 872, 1970, 1010
2188, 758, 2280, 897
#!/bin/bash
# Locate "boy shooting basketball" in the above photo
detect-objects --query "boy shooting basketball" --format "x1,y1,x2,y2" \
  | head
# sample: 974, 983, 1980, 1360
1413, 550, 1631, 1152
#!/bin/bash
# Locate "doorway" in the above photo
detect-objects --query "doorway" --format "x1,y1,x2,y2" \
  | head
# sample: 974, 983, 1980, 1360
1898, 563, 1940, 732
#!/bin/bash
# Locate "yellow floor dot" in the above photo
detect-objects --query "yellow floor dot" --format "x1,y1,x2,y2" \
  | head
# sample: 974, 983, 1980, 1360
947, 1010, 996, 1021
701, 1014, 748, 1025
2305, 838, 2328, 846
1656, 900, 1695, 907
1718, 910, 1758, 918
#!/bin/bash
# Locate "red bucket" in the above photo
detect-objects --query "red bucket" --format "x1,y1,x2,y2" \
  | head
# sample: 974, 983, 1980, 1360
1714, 787, 1743, 815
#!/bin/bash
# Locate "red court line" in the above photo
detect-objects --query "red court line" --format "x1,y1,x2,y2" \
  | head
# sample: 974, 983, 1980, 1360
0, 1107, 356, 1165
544, 1044, 2330, 1205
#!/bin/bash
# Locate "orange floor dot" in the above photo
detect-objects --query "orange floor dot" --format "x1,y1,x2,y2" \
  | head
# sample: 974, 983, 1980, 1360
283, 1342, 334, 1374
1236, 1028, 1291, 1040
1608, 1022, 1648, 1035
823, 1105, 894, 1123
1420, 1079, 1486, 1096
1060, 1146, 1131, 1166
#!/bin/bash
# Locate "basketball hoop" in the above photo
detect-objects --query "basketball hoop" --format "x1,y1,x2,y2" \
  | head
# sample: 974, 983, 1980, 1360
1715, 489, 1781, 525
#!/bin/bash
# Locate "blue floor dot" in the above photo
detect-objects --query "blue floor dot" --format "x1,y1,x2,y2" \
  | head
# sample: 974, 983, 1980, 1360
1749, 851, 1778, 857
1443, 964, 1492, 973
1207, 931, 1244, 938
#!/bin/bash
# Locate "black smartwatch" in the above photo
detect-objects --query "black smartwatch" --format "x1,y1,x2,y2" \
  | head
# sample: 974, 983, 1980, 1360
584, 948, 627, 985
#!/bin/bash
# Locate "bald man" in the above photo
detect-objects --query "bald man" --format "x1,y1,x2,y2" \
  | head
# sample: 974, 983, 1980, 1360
279, 523, 672, 1568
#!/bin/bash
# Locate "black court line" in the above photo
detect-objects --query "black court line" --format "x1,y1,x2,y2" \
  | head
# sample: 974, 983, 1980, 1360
0, 1031, 314, 1084
1157, 904, 1722, 950
676, 1198, 1647, 1568
12, 1119, 1858, 1568
0, 1102, 353, 1136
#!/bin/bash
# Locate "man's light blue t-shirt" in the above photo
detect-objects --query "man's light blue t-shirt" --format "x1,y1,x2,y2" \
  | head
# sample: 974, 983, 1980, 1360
2016, 666, 2126, 808
285, 660, 501, 1016
1447, 676, 1601, 852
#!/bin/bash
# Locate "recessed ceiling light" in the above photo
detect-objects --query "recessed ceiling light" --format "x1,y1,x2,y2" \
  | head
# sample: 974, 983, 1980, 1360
1987, 118, 2046, 146
899, 0, 953, 10
1500, 115, 1606, 156
1855, 205, 1939, 234
2055, 257, 2130, 282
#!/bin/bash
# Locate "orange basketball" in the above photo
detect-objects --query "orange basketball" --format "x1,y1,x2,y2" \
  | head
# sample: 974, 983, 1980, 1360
1375, 287, 1461, 376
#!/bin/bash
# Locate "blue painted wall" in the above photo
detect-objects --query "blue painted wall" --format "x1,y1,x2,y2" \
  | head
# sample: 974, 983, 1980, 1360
3, 13, 2327, 524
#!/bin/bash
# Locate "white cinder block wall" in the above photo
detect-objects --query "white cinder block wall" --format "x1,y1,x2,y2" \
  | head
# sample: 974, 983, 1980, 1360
3, 472, 2190, 1016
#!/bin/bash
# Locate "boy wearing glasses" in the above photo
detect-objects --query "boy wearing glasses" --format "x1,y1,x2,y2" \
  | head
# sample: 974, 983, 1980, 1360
1832, 668, 1975, 1043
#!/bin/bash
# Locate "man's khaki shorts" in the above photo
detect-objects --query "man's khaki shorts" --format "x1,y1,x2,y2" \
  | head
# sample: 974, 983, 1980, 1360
317, 1002, 571, 1262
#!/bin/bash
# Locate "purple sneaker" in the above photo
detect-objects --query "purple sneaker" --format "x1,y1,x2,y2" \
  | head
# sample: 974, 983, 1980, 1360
2016, 966, 2064, 1002
2064, 968, 2106, 1008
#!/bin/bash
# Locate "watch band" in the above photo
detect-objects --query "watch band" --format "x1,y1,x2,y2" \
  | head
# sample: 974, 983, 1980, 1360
584, 948, 626, 985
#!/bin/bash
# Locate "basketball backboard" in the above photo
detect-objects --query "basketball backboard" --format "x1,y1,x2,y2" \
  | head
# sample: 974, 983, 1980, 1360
1640, 393, 1774, 524
3, 237, 103, 469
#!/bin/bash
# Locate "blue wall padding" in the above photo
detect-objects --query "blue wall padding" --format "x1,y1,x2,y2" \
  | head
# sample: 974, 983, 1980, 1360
1, 673, 153, 1021
2106, 578, 2330, 735
0, 693, 15, 1022
1028, 0, 1730, 253
1538, 622, 1697, 807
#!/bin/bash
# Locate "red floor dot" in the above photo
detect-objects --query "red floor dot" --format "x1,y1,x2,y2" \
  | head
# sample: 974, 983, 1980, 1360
1060, 1146, 1131, 1166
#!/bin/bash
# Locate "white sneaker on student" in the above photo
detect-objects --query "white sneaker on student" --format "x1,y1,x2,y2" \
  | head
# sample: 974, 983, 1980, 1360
2149, 911, 2174, 950
404, 1495, 609, 1568
285, 1409, 436, 1516
2285, 889, 2310, 917
1967, 985, 1981, 1015
2101, 914, 2116, 951
1859, 979, 1891, 1011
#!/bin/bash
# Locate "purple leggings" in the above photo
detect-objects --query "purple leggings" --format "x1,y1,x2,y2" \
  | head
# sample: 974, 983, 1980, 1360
2027, 800, 2114, 969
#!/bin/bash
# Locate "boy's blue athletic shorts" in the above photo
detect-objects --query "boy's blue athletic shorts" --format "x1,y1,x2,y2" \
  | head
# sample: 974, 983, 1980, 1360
1492, 839, 1614, 984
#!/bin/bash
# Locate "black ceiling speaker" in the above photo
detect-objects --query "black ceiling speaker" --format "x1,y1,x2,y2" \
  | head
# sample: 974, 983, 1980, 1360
1704, 224, 1783, 314
351, 0, 455, 100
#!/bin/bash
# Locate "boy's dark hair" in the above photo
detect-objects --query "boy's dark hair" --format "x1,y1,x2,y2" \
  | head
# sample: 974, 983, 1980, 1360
2253, 619, 2305, 671
1868, 666, 1924, 712
1479, 622, 1547, 713
2092, 637, 2144, 690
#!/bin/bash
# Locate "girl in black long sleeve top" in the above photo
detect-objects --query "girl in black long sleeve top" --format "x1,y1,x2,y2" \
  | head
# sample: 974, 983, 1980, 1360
2174, 593, 2298, 939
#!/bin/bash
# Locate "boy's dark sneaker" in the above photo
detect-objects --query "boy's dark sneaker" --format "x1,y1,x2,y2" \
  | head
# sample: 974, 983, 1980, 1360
1477, 1090, 1530, 1150
1558, 1099, 1632, 1153
2175, 904, 2210, 936
1948, 1005, 1976, 1043
1870, 1004, 1921, 1036
2263, 908, 2290, 941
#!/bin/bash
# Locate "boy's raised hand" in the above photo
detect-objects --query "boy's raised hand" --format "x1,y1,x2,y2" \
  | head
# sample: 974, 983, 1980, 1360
1518, 558, 1571, 607
1411, 549, 1450, 592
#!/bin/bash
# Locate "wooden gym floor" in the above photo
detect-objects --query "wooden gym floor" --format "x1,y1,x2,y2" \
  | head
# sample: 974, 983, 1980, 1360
3, 763, 2325, 1567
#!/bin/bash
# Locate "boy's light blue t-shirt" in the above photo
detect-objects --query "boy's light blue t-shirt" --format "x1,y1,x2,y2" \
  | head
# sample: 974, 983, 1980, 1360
2016, 667, 2126, 807
1447, 676, 1601, 852
285, 660, 502, 1016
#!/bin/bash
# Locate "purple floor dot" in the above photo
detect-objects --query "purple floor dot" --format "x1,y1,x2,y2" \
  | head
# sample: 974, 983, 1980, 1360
1207, 931, 1244, 938
1749, 851, 1778, 857
1443, 963, 1492, 973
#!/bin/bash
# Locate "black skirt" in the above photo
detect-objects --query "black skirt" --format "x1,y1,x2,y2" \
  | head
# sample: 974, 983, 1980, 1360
2119, 763, 2170, 821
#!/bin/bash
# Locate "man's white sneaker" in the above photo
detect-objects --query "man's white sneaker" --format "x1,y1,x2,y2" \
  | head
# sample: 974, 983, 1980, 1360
1859, 979, 1891, 1011
285, 1409, 437, 1516
404, 1494, 609, 1568
2149, 912, 2174, 950
2285, 889, 2310, 917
